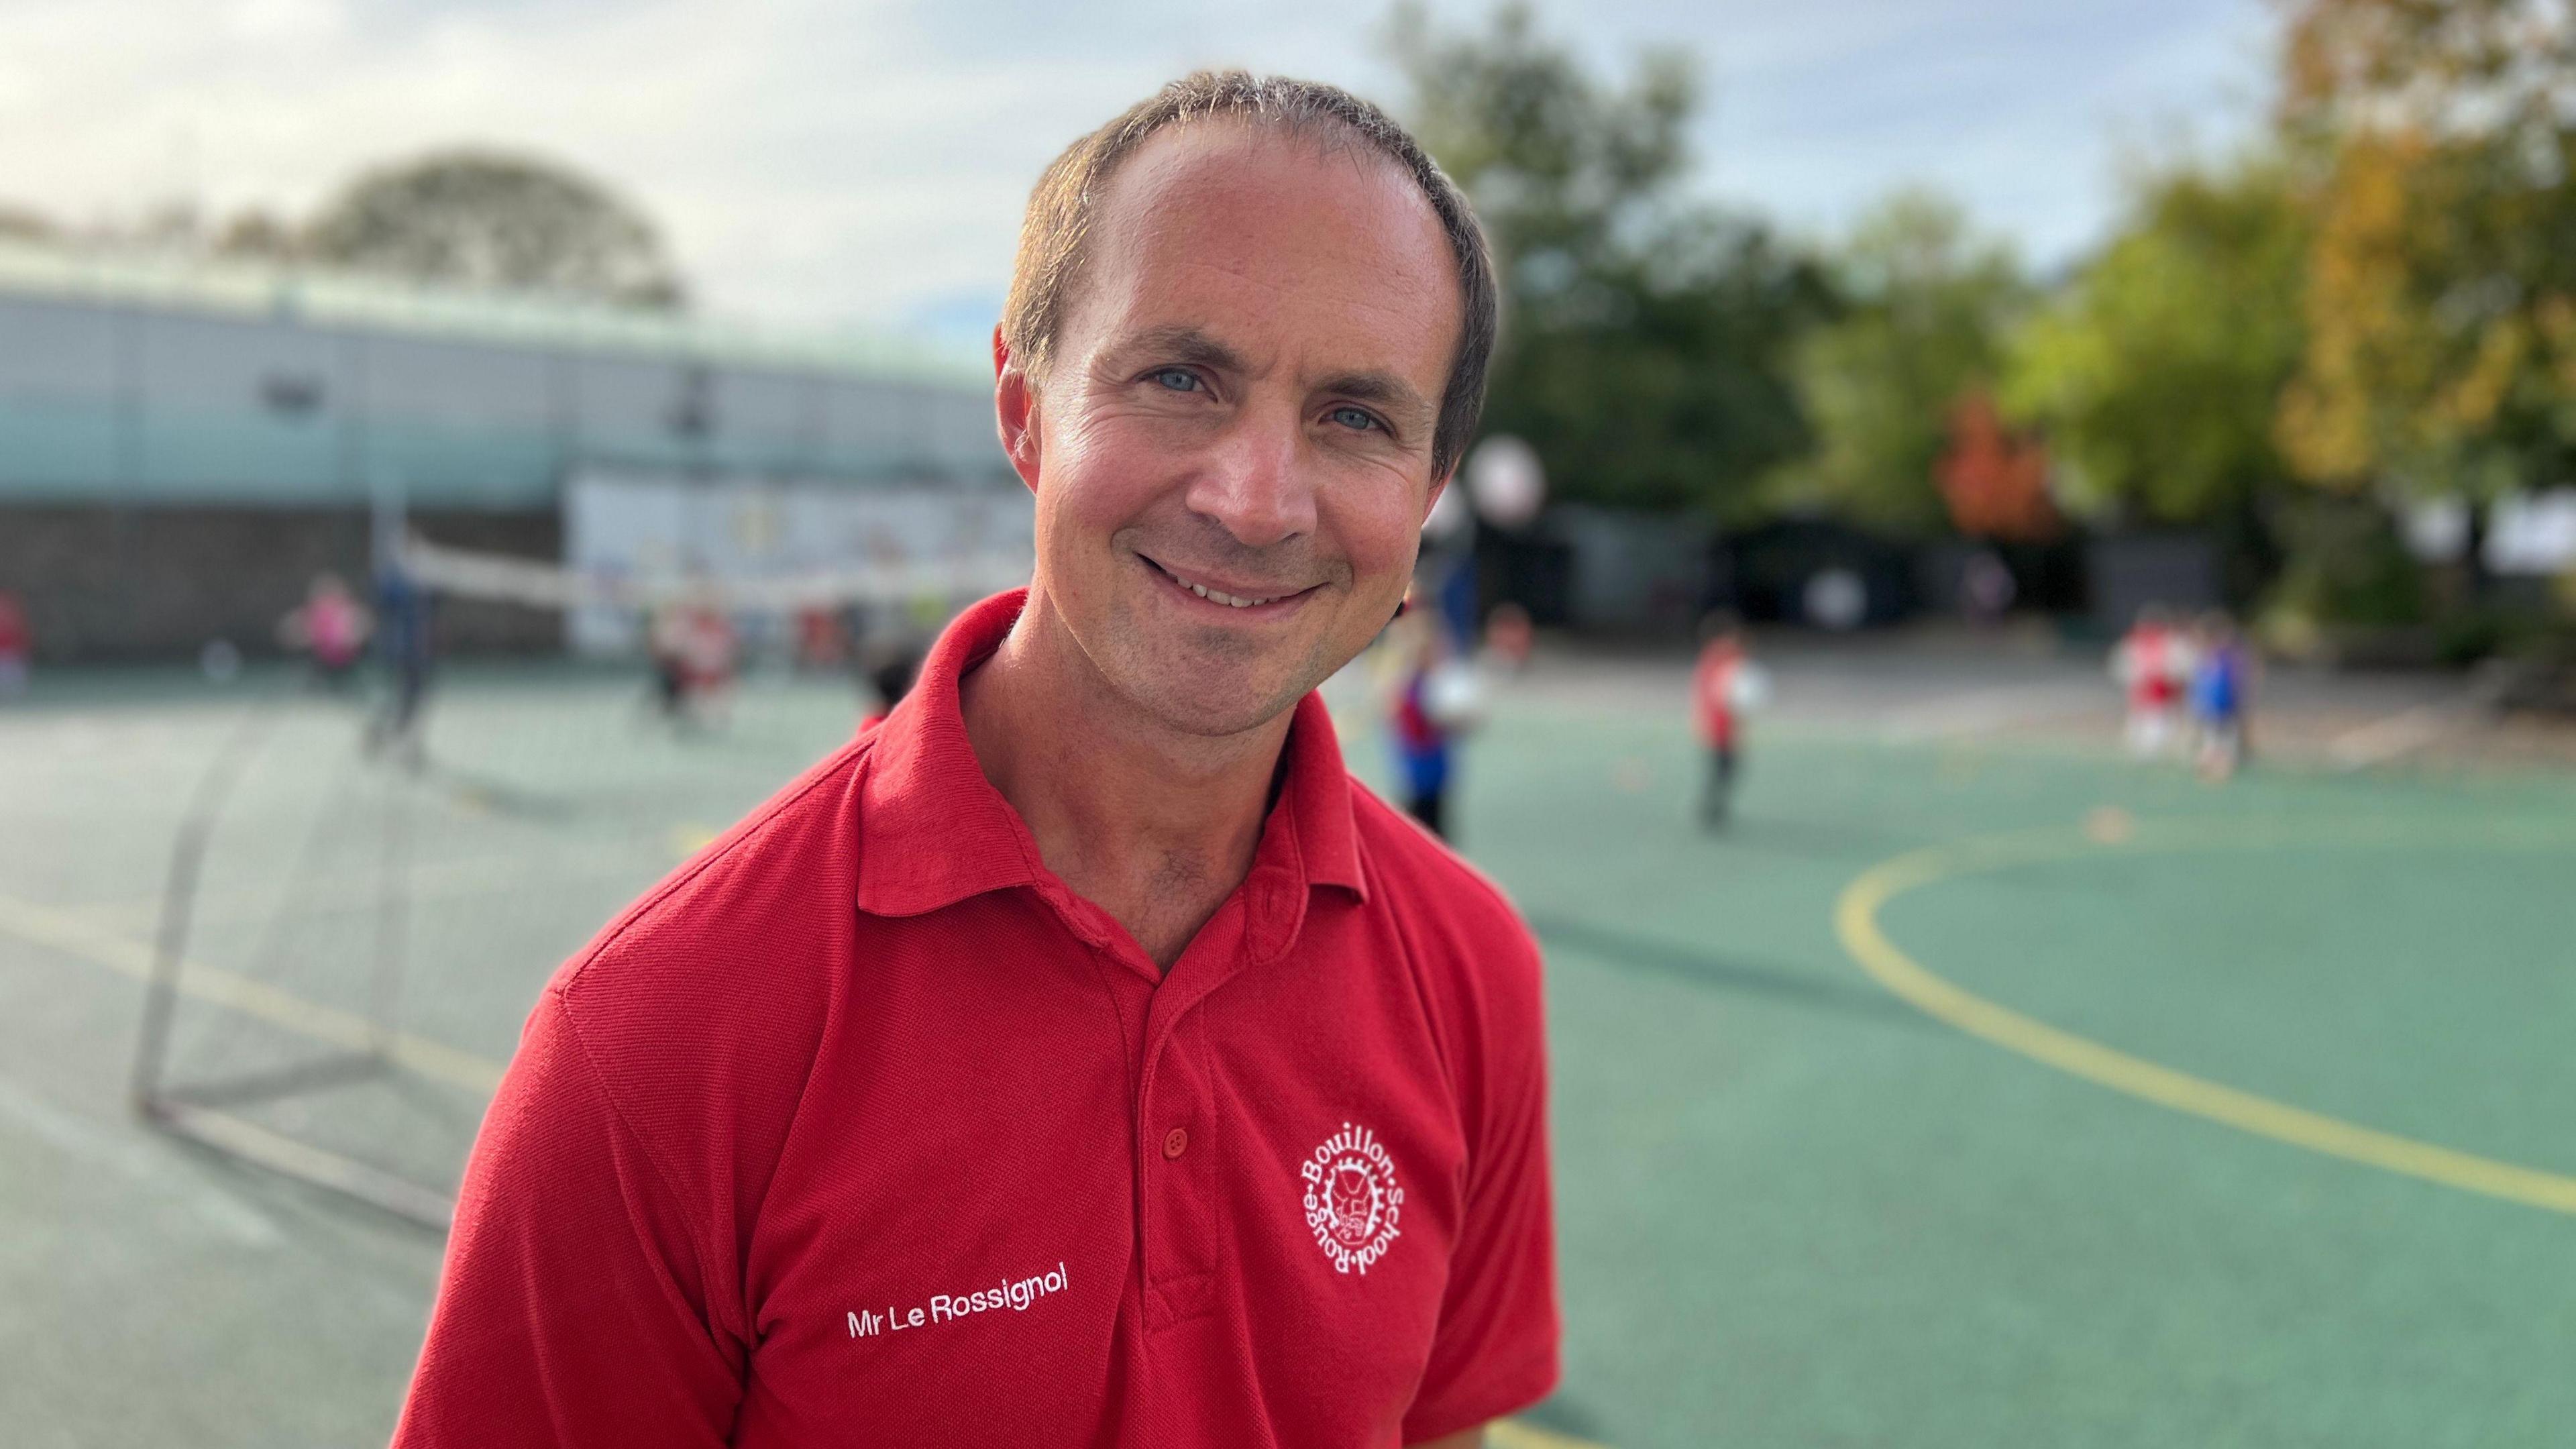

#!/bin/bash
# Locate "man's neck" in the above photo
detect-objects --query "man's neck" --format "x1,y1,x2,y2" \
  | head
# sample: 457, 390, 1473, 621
959, 590, 1293, 971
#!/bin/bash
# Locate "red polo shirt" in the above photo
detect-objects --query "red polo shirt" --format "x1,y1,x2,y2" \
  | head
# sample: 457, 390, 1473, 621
394, 590, 1558, 1448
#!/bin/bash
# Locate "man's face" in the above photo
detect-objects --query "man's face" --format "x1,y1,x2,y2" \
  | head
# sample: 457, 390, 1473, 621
1004, 123, 1460, 739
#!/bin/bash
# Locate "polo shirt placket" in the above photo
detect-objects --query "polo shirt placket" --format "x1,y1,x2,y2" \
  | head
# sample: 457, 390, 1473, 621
1017, 714, 1327, 1354
1134, 858, 1303, 1337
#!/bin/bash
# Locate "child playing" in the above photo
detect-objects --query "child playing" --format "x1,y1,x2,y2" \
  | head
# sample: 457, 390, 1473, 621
1692, 612, 1768, 829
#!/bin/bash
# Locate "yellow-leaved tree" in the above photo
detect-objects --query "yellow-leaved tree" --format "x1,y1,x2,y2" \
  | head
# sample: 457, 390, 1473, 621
2274, 0, 2576, 561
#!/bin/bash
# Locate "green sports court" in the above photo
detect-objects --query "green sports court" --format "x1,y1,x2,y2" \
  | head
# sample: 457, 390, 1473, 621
3, 647, 2572, 1448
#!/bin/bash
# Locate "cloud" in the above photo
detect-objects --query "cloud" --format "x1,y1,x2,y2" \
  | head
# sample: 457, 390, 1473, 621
0, 0, 2272, 331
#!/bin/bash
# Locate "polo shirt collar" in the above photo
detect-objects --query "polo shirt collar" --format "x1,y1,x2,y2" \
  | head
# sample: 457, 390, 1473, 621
856, 589, 1368, 922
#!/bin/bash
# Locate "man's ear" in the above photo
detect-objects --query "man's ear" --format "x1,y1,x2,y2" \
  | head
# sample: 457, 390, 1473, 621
993, 325, 1042, 495
1419, 468, 1455, 527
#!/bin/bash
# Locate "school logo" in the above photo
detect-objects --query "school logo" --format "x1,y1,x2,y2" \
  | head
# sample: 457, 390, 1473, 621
1300, 1122, 1403, 1275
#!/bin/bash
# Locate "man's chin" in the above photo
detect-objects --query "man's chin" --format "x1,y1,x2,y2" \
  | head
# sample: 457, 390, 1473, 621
1123, 676, 1308, 741
1099, 647, 1317, 741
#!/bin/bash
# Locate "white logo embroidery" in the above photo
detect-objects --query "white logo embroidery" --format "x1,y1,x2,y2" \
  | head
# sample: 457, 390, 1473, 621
1300, 1122, 1403, 1275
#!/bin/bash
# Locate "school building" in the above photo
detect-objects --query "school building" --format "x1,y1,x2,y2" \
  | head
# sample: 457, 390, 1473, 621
0, 241, 1010, 660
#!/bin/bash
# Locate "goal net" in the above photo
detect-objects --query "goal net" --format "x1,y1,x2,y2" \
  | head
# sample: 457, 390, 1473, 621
132, 486, 1030, 1226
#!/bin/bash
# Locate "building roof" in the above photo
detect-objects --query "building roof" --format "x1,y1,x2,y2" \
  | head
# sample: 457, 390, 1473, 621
0, 239, 985, 388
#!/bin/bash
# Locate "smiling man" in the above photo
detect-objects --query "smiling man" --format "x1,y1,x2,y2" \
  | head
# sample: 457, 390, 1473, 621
393, 72, 1557, 1449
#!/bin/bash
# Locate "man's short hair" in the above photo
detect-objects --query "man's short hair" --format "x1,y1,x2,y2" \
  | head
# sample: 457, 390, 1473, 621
1002, 69, 1497, 482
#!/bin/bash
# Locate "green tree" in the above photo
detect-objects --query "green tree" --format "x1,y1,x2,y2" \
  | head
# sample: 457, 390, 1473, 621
1390, 3, 1826, 515
306, 150, 686, 308
0, 202, 56, 243
213, 208, 303, 264
1775, 191, 2027, 533
2000, 156, 2308, 525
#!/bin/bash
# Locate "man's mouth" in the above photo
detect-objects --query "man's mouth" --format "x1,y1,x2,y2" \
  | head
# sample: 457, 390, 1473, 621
1139, 554, 1313, 611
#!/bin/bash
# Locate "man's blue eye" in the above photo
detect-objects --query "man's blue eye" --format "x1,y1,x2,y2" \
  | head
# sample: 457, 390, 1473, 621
1330, 406, 1379, 432
1152, 368, 1200, 392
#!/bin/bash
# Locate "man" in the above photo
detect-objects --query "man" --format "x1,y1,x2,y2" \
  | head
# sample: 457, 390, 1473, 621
392, 72, 1557, 1449
366, 543, 433, 765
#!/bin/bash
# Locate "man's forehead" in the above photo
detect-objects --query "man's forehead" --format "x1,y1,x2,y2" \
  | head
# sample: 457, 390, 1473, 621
1069, 122, 1458, 382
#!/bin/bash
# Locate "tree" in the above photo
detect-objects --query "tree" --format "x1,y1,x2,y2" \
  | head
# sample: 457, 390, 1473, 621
1389, 3, 1827, 515
0, 202, 56, 243
1394, 2, 1693, 282
1937, 392, 2059, 541
1774, 191, 2027, 533
2272, 0, 2576, 519
2000, 156, 2309, 526
305, 150, 686, 308
214, 208, 303, 264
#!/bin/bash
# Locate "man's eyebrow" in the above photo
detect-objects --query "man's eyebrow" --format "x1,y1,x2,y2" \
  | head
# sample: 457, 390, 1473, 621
1108, 325, 1252, 375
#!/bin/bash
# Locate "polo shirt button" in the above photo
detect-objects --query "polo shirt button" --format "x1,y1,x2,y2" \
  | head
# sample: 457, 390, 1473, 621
1162, 1127, 1189, 1160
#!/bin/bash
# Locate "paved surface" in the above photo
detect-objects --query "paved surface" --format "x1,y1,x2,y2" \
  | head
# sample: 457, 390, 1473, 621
3, 641, 2573, 1448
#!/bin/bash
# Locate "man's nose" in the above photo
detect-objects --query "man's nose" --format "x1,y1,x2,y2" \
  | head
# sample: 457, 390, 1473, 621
1184, 407, 1316, 550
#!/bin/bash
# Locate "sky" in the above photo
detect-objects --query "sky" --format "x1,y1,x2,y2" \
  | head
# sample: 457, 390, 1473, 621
0, 0, 2279, 348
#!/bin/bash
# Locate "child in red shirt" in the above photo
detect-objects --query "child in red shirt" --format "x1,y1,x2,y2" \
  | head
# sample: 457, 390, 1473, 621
2112, 605, 2190, 759
0, 590, 29, 699
1692, 612, 1765, 829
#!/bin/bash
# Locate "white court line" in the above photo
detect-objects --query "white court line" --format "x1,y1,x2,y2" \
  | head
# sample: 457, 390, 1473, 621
2326, 700, 2471, 770
1874, 684, 2102, 743
0, 1075, 284, 1248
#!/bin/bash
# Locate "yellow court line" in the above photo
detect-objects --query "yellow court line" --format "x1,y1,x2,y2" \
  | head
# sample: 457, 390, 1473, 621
1490, 1421, 1607, 1449
1833, 821, 2576, 1217
0, 809, 736, 1082
0, 892, 505, 1095
68, 847, 690, 937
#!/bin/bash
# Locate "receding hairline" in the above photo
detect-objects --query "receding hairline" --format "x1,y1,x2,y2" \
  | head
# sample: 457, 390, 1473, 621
1033, 115, 1458, 368
1055, 120, 1464, 367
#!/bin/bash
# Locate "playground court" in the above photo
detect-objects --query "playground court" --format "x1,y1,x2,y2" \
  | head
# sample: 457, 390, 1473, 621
3, 640, 2573, 1448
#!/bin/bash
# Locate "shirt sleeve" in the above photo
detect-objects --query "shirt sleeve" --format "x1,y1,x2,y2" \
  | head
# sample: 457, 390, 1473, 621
1401, 922, 1562, 1444
392, 988, 745, 1448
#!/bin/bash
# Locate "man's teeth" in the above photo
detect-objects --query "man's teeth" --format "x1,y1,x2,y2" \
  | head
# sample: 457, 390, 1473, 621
1172, 572, 1273, 608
